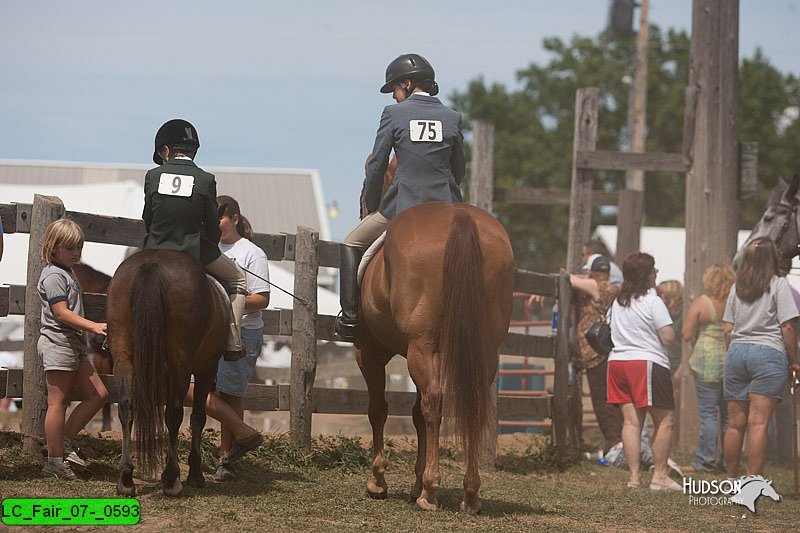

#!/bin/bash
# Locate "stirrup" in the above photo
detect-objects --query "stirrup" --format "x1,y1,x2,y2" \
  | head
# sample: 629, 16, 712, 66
335, 312, 357, 341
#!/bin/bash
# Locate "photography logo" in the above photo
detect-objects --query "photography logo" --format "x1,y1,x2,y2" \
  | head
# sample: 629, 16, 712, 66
683, 475, 782, 514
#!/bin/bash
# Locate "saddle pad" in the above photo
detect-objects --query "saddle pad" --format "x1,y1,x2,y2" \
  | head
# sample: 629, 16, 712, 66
357, 231, 386, 287
206, 274, 230, 315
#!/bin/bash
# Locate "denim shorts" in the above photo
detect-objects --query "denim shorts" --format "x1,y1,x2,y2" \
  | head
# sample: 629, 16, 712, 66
215, 327, 263, 397
724, 342, 788, 401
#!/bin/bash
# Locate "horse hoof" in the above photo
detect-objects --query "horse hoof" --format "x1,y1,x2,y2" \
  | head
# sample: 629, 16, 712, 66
116, 483, 136, 497
415, 497, 438, 511
186, 474, 205, 488
163, 478, 183, 497
366, 479, 388, 499
460, 501, 482, 515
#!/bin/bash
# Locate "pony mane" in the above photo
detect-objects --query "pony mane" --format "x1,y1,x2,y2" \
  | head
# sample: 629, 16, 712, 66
739, 474, 769, 485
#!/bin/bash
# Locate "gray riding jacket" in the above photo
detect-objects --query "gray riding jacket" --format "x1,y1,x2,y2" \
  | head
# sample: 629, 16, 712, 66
363, 94, 464, 219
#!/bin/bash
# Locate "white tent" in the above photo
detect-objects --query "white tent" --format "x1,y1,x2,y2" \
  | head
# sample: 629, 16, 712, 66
0, 182, 340, 339
593, 225, 800, 292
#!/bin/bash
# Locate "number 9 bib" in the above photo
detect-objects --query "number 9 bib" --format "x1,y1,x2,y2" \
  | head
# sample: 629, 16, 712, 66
158, 173, 195, 197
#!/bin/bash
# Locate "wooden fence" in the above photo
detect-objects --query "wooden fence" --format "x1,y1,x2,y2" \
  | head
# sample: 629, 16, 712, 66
0, 196, 573, 459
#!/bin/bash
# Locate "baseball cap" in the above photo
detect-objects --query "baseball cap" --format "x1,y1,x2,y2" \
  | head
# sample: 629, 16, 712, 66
583, 254, 611, 273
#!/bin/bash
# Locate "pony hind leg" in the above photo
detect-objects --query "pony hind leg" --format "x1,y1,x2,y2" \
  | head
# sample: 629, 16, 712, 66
162, 376, 188, 496
115, 369, 136, 496
356, 344, 391, 500
186, 374, 213, 488
406, 341, 442, 511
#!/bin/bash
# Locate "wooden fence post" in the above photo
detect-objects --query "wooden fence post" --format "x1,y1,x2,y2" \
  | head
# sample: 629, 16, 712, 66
554, 270, 572, 457
615, 190, 645, 263
469, 121, 498, 467
680, 0, 740, 451
567, 88, 599, 273
470, 122, 495, 214
290, 226, 319, 452
22, 195, 65, 456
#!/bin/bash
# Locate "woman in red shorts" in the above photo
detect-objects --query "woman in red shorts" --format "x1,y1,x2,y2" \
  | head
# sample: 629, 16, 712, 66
607, 252, 678, 490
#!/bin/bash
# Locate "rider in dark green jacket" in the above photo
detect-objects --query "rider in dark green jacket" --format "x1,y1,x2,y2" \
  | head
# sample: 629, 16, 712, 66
143, 119, 247, 360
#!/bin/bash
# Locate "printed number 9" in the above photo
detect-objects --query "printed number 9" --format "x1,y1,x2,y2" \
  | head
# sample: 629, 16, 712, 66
172, 176, 181, 194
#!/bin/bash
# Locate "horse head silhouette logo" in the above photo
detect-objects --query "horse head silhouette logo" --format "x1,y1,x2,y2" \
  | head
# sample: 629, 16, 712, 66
729, 475, 782, 513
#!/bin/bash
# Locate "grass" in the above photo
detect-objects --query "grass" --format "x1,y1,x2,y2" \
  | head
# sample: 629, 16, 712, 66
0, 429, 797, 532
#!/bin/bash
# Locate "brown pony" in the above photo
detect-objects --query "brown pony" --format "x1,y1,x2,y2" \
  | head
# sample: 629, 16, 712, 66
105, 250, 228, 496
72, 263, 114, 431
356, 159, 514, 513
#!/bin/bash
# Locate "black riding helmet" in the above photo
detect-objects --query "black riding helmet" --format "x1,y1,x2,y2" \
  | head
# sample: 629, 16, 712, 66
153, 119, 200, 165
380, 53, 439, 96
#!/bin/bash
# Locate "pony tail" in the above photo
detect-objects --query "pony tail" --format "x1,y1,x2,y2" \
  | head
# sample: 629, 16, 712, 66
130, 262, 168, 475
238, 214, 254, 240
440, 210, 492, 465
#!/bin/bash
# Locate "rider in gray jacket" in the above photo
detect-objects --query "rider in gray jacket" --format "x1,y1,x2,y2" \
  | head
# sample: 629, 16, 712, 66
335, 53, 465, 341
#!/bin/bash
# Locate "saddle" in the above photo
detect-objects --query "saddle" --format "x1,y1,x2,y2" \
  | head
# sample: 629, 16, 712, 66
357, 231, 386, 287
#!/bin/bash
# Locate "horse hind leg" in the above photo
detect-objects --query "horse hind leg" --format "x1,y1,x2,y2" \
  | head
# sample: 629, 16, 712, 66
410, 391, 427, 501
115, 370, 136, 496
186, 375, 212, 488
406, 341, 441, 511
162, 376, 187, 496
357, 345, 390, 500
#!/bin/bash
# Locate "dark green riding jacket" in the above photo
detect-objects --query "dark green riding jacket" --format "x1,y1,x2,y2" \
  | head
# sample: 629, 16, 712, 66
142, 158, 222, 265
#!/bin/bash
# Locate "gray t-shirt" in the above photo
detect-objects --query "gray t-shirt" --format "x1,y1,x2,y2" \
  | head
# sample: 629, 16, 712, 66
37, 263, 87, 349
723, 275, 799, 354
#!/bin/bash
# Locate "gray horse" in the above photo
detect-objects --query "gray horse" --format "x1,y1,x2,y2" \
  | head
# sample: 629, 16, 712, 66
734, 174, 800, 271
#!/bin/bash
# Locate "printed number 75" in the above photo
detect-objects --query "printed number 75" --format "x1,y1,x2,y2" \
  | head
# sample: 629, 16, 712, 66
417, 121, 437, 140
172, 176, 182, 193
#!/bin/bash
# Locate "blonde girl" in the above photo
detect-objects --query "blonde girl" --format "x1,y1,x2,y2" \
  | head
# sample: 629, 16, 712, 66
38, 219, 108, 479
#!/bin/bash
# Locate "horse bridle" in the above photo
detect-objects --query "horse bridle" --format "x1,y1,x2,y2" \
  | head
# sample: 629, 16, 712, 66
771, 199, 800, 270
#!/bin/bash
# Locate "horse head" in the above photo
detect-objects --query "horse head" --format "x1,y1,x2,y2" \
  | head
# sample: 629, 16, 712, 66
760, 478, 782, 502
734, 174, 800, 271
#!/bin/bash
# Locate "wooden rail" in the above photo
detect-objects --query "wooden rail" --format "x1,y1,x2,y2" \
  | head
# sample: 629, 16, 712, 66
0, 199, 566, 458
0, 368, 550, 420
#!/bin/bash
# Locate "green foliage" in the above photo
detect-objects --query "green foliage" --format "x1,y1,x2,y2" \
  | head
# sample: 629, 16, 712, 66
452, 27, 800, 273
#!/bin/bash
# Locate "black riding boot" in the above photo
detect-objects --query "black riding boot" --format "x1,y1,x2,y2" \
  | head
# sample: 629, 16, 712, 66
335, 245, 364, 342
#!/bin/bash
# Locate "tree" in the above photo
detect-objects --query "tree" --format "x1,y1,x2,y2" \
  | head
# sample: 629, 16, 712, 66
452, 28, 799, 273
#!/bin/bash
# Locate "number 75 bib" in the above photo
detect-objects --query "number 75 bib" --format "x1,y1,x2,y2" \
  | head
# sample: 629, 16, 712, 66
409, 120, 443, 142
158, 173, 195, 197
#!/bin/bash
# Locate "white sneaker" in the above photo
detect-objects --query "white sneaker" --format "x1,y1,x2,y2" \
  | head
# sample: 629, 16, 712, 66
42, 460, 76, 480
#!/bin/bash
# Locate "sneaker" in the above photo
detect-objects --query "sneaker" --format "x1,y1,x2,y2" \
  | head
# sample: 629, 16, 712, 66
40, 438, 87, 468
221, 432, 264, 465
214, 463, 236, 482
64, 438, 87, 469
42, 460, 76, 480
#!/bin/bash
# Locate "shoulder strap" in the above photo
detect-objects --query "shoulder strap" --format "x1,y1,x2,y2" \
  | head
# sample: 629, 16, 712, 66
701, 294, 717, 321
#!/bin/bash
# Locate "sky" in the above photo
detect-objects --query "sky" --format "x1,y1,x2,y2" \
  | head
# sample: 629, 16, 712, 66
1, 1, 798, 240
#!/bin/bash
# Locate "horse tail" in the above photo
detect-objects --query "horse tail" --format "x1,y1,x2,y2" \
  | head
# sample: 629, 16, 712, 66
130, 262, 168, 475
440, 209, 492, 465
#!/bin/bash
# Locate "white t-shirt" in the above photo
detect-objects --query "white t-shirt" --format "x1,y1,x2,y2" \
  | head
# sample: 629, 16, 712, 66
608, 288, 673, 369
218, 238, 270, 330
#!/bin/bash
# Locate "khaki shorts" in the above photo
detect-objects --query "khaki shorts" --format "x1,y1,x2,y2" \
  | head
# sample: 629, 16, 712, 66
39, 335, 92, 372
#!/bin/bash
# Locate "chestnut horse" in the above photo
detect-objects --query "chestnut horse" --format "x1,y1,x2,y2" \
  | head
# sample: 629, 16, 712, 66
72, 263, 114, 431
106, 250, 228, 496
355, 161, 514, 513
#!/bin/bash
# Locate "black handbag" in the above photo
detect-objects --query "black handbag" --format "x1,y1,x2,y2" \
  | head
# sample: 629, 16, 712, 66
585, 306, 614, 357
